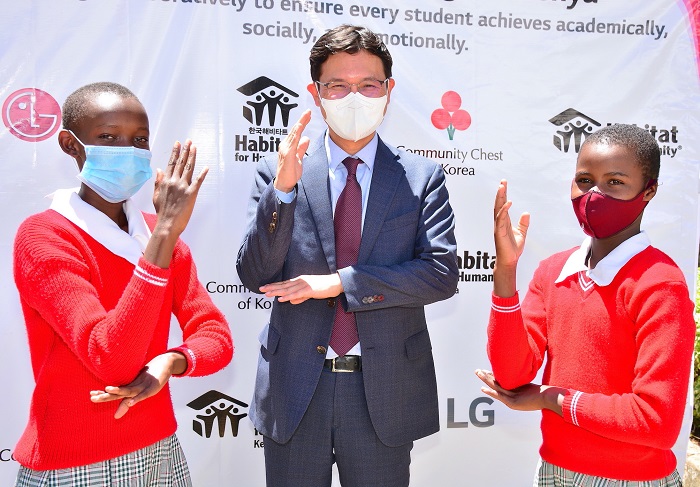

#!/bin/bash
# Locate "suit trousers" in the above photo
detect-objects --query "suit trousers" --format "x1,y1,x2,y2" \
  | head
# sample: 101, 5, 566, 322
263, 367, 413, 487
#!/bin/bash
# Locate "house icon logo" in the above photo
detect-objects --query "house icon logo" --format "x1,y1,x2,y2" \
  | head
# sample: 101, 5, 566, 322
237, 76, 299, 128
549, 108, 601, 153
187, 390, 248, 438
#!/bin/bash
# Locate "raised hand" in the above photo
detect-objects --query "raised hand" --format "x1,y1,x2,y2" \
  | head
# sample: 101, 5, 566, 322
493, 180, 530, 297
274, 110, 311, 193
494, 179, 530, 267
153, 140, 208, 237
146, 140, 208, 268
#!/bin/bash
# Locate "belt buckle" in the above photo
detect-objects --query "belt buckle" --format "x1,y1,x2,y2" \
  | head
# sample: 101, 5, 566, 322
331, 357, 353, 373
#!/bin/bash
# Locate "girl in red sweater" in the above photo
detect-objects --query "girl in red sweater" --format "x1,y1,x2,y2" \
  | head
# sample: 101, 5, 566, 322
477, 124, 694, 486
13, 82, 233, 486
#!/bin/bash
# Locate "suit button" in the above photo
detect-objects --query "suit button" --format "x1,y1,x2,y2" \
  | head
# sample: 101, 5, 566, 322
268, 222, 276, 233
327, 299, 336, 308
316, 346, 327, 354
272, 211, 277, 222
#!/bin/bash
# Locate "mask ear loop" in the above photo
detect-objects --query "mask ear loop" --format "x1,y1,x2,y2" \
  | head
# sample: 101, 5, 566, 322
61, 129, 86, 171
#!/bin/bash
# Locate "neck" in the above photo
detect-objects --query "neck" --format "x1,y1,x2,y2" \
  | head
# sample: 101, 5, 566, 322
328, 129, 375, 155
588, 223, 641, 269
78, 185, 129, 231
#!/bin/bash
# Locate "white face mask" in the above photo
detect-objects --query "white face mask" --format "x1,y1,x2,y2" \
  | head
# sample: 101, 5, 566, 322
320, 92, 387, 142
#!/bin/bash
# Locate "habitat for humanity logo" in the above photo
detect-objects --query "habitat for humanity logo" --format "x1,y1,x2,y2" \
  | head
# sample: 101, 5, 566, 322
549, 108, 601, 153
237, 76, 298, 129
187, 390, 248, 438
234, 76, 299, 162
2, 88, 61, 142
431, 91, 471, 140
549, 108, 682, 158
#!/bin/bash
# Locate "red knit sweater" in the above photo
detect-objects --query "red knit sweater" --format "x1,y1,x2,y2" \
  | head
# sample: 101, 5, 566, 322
488, 246, 695, 481
13, 209, 233, 470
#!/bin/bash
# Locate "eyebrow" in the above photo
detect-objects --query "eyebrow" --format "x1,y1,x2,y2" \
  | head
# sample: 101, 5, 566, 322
575, 171, 630, 177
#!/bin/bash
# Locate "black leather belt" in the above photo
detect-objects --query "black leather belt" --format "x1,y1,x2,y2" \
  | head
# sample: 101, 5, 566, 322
324, 355, 362, 372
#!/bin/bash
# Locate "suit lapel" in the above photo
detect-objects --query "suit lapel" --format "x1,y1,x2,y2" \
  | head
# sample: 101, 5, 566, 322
298, 136, 337, 270
359, 138, 402, 264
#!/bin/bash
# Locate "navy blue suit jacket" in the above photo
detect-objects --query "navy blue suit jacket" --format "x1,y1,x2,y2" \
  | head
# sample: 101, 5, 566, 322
236, 134, 458, 447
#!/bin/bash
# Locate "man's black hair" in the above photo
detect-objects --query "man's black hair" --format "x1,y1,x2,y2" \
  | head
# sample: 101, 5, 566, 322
309, 24, 392, 82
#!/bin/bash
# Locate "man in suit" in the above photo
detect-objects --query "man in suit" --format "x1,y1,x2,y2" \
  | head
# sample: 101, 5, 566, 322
237, 24, 458, 487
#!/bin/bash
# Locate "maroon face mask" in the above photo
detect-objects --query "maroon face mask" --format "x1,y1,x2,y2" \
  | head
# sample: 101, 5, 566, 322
571, 180, 656, 239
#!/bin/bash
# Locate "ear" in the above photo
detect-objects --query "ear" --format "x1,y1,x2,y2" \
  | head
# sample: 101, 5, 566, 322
58, 130, 85, 169
643, 181, 657, 202
386, 77, 396, 105
307, 82, 321, 108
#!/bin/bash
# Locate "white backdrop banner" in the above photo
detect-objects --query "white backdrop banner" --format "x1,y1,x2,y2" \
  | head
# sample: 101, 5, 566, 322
1, 1, 699, 486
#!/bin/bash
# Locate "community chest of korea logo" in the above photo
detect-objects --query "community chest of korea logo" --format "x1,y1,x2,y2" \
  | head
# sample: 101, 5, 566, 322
3, 88, 61, 142
431, 91, 471, 140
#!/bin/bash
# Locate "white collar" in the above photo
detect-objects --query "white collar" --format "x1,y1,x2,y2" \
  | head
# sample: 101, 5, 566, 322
555, 231, 651, 287
48, 188, 151, 265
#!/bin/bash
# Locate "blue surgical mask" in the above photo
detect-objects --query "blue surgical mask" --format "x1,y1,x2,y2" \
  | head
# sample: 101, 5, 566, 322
69, 130, 153, 203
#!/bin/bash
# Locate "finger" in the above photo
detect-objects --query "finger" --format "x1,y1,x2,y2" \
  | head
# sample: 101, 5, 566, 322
189, 166, 209, 197
166, 142, 181, 178
152, 168, 164, 212
296, 136, 311, 162
174, 140, 192, 178
114, 398, 134, 419
183, 144, 197, 184
517, 212, 531, 237
287, 110, 311, 151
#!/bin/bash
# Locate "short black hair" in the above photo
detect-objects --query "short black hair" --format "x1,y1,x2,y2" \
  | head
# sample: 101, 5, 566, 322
581, 123, 660, 181
62, 82, 139, 132
309, 24, 392, 82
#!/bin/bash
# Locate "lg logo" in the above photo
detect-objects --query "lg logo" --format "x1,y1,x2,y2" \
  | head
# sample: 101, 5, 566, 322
0, 449, 16, 462
446, 397, 495, 428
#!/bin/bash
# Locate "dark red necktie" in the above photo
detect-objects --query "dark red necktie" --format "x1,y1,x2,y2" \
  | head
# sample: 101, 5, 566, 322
329, 157, 363, 356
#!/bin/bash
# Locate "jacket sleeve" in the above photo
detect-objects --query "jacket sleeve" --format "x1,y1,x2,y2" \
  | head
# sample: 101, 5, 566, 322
339, 163, 459, 310
14, 216, 171, 385
236, 156, 297, 293
168, 240, 233, 377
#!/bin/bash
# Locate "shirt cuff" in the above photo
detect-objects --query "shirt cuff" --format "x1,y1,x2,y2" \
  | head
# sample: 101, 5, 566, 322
274, 186, 296, 204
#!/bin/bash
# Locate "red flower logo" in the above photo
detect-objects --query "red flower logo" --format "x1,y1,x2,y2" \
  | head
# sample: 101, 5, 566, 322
431, 91, 471, 140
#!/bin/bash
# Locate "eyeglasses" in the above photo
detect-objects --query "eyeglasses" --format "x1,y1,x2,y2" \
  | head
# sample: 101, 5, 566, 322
315, 78, 390, 99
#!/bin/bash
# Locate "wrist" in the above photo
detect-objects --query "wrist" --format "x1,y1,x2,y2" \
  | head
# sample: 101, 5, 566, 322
273, 178, 295, 194
167, 351, 188, 376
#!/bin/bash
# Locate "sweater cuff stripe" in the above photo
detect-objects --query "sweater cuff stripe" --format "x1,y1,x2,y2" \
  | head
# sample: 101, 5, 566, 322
491, 302, 521, 313
183, 348, 197, 376
569, 390, 583, 426
134, 265, 168, 287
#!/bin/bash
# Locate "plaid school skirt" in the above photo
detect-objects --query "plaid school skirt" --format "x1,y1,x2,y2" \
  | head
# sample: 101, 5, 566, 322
15, 434, 191, 487
534, 459, 682, 487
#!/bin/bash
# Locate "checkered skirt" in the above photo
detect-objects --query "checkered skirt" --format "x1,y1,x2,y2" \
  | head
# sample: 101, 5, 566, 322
535, 459, 682, 487
15, 434, 191, 487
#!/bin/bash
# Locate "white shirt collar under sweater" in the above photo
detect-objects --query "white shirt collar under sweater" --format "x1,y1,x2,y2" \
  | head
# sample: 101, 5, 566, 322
48, 188, 151, 265
554, 231, 651, 287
